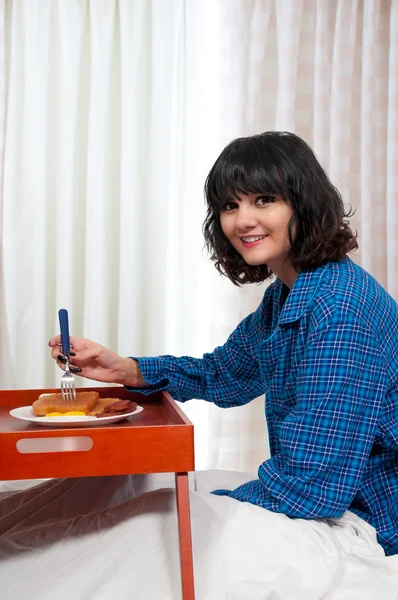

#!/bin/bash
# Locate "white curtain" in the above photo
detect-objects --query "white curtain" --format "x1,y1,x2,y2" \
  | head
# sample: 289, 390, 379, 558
1, 1, 218, 376
1, 0, 397, 474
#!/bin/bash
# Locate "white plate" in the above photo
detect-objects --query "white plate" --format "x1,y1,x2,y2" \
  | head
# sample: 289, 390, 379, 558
9, 405, 144, 427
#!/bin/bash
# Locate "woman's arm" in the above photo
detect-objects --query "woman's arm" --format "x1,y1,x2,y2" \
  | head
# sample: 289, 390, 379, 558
49, 285, 275, 406
126, 303, 269, 406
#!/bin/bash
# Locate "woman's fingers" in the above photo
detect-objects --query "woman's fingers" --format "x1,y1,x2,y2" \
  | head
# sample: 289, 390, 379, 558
49, 335, 90, 350
49, 336, 96, 357
55, 355, 82, 374
49, 335, 116, 379
52, 347, 61, 360
69, 344, 104, 364
48, 335, 61, 347
50, 335, 95, 369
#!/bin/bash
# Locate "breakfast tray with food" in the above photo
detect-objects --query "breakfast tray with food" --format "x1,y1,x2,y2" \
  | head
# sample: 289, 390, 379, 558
0, 386, 194, 479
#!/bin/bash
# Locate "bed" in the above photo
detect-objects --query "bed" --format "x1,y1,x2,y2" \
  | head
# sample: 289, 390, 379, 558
1, 470, 398, 600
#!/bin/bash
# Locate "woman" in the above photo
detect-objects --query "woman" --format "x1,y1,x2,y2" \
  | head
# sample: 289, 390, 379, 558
50, 131, 398, 558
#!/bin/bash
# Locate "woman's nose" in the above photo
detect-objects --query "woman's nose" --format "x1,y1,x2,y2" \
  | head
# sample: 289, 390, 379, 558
235, 207, 258, 229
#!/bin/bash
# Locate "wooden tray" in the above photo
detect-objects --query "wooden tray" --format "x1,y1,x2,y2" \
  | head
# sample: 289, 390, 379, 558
0, 386, 194, 479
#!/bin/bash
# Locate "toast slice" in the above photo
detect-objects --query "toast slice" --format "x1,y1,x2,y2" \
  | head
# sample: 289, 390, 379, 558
87, 397, 125, 416
32, 391, 99, 416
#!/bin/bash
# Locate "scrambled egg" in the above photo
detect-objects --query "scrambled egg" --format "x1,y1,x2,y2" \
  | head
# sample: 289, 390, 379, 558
45, 411, 87, 417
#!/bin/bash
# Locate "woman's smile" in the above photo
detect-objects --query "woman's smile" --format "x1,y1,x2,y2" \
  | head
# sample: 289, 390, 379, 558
240, 234, 269, 248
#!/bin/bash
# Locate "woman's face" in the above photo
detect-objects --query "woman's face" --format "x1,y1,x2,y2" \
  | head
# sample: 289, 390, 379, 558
220, 192, 298, 287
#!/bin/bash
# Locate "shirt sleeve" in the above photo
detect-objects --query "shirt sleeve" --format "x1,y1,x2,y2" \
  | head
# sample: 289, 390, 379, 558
125, 288, 275, 407
213, 316, 387, 518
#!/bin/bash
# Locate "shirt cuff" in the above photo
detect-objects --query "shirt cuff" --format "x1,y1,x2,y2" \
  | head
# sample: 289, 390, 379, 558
124, 356, 170, 396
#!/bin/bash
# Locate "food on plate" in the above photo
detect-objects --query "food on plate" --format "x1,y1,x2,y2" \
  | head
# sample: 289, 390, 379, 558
45, 411, 87, 417
88, 398, 138, 418
32, 391, 99, 416
32, 394, 137, 419
104, 399, 134, 413
87, 397, 117, 416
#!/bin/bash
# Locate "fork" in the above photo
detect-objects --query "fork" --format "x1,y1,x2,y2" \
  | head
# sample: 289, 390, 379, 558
58, 308, 77, 401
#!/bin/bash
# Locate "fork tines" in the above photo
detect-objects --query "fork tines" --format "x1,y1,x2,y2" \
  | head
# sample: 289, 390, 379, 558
60, 356, 77, 401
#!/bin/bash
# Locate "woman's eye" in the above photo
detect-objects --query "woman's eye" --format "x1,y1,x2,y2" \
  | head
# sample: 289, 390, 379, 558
222, 202, 238, 212
256, 195, 275, 206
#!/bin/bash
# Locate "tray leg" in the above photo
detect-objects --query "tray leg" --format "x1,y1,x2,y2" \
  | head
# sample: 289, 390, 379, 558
175, 472, 195, 600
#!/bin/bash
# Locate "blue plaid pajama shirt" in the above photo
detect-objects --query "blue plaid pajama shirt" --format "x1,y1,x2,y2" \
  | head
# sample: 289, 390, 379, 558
130, 257, 398, 556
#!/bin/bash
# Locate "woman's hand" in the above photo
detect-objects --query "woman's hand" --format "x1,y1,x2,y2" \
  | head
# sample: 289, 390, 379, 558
48, 336, 148, 388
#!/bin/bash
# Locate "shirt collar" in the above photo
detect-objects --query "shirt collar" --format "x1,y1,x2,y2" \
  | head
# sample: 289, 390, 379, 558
278, 262, 332, 325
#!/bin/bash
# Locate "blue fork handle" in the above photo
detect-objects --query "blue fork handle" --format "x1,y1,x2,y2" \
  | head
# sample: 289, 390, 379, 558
58, 309, 71, 355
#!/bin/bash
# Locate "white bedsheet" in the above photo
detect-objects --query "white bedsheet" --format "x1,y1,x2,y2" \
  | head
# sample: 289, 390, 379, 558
1, 470, 398, 600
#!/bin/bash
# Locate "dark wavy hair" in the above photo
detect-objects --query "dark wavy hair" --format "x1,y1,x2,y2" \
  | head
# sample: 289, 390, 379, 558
203, 131, 358, 286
